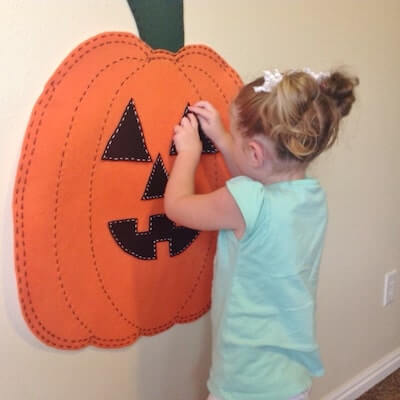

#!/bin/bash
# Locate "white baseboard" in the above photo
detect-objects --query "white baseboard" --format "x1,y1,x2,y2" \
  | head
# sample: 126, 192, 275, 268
322, 347, 400, 400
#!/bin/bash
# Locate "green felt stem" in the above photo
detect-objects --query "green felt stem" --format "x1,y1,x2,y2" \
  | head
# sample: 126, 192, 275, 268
127, 0, 184, 52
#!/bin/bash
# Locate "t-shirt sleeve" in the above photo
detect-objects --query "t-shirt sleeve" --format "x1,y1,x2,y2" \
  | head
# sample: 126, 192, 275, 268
225, 176, 265, 238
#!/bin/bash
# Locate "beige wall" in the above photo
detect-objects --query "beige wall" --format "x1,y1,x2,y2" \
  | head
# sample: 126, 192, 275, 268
1, 1, 400, 399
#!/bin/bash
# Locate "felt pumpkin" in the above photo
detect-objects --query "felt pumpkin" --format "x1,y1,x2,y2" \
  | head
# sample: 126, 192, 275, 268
13, 1, 242, 349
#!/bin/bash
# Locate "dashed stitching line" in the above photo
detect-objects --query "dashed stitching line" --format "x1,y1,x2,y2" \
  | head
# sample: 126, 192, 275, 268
176, 46, 229, 66
182, 64, 231, 105
176, 48, 242, 88
87, 55, 212, 335
102, 98, 151, 161
178, 234, 213, 315
172, 227, 200, 257
14, 54, 145, 346
51, 33, 150, 85
109, 218, 155, 261
141, 153, 168, 200
174, 62, 201, 99
88, 62, 147, 331
54, 56, 149, 343
14, 88, 91, 347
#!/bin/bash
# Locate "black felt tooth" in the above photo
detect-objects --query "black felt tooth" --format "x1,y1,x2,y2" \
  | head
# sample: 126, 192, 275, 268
102, 99, 152, 162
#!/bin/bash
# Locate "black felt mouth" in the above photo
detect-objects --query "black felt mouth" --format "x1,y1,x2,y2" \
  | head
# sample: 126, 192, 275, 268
108, 214, 199, 260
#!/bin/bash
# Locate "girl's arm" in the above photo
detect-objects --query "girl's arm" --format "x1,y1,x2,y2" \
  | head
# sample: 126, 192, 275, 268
164, 114, 245, 236
189, 101, 241, 177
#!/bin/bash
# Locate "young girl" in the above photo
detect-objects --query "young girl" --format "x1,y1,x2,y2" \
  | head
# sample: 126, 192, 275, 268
164, 68, 358, 400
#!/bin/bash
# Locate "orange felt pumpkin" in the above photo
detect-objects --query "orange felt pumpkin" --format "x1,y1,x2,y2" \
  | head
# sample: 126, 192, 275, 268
13, 32, 242, 349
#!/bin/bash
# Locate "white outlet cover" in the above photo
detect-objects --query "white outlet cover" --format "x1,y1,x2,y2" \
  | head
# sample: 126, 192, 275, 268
383, 270, 398, 306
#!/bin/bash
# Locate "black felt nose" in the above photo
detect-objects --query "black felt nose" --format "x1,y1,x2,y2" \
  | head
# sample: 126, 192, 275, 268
142, 153, 169, 200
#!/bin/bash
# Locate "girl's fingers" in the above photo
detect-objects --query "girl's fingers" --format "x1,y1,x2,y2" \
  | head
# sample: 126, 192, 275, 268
187, 113, 198, 129
196, 114, 207, 125
180, 114, 198, 131
180, 116, 190, 127
189, 106, 212, 120
192, 100, 213, 110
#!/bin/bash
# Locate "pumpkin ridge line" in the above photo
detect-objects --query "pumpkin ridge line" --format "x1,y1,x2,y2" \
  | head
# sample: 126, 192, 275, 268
14, 87, 91, 345
88, 62, 149, 331
176, 47, 229, 67
53, 59, 148, 336
56, 43, 145, 85
14, 72, 142, 348
175, 47, 239, 76
179, 57, 242, 88
181, 64, 231, 105
54, 55, 188, 338
172, 61, 202, 100
53, 45, 147, 87
53, 84, 97, 337
53, 33, 149, 79
53, 54, 146, 88
178, 235, 213, 316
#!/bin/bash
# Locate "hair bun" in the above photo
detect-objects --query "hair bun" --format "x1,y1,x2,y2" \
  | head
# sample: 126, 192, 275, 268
322, 71, 359, 117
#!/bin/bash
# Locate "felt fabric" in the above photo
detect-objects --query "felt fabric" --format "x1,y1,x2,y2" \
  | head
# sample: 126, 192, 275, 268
141, 153, 169, 200
13, 32, 242, 349
108, 214, 199, 259
127, 0, 184, 52
102, 99, 151, 161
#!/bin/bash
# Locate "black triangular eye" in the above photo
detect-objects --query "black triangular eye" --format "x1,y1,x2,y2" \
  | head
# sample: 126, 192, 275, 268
142, 154, 169, 200
102, 99, 151, 162
169, 104, 218, 155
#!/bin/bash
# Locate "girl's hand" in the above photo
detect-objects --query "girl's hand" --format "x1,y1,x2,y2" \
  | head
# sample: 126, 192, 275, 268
189, 101, 228, 149
189, 100, 239, 176
173, 113, 202, 159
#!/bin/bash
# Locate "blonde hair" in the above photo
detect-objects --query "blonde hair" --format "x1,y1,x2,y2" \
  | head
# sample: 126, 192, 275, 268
234, 69, 359, 163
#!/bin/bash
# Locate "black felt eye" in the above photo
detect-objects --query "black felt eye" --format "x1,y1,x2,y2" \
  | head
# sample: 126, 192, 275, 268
169, 103, 218, 156
102, 99, 152, 162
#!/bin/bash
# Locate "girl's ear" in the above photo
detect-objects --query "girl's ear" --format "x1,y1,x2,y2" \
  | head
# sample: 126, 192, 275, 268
246, 139, 270, 168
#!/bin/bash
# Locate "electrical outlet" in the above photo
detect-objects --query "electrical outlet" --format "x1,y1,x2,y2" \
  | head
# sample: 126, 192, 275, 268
383, 270, 398, 306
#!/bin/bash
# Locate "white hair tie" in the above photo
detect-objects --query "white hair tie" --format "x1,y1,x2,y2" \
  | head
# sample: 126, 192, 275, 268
253, 67, 330, 93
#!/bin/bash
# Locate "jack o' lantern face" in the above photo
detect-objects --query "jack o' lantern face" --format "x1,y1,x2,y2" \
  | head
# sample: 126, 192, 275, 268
13, 33, 242, 349
103, 100, 216, 260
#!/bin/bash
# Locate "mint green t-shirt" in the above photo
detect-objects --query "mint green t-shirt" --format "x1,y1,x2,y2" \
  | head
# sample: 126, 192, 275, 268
207, 176, 327, 400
